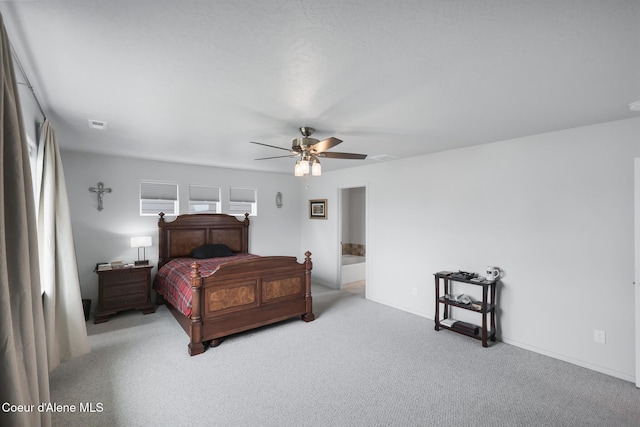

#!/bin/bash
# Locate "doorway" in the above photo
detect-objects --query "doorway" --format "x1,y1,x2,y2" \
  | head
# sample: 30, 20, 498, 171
339, 186, 366, 297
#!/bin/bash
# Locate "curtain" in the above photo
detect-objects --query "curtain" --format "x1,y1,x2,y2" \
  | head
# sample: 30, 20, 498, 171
0, 13, 51, 427
37, 119, 89, 371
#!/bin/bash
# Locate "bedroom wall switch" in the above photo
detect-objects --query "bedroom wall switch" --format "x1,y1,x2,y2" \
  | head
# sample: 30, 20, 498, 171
594, 329, 606, 344
411, 287, 418, 296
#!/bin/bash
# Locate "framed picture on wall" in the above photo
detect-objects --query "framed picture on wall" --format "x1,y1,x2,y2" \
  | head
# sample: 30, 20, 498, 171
309, 199, 327, 219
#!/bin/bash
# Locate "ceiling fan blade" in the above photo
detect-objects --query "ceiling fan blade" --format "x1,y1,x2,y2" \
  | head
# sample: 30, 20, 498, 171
310, 137, 342, 153
250, 141, 294, 152
255, 153, 300, 160
318, 151, 367, 160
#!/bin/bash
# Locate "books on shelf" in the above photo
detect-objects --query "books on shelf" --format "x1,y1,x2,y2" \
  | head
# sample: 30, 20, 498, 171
96, 260, 138, 272
440, 318, 456, 328
110, 260, 124, 269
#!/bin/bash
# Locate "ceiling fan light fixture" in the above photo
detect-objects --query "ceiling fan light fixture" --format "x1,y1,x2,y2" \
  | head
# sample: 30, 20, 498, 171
252, 126, 366, 178
300, 158, 310, 175
294, 156, 320, 177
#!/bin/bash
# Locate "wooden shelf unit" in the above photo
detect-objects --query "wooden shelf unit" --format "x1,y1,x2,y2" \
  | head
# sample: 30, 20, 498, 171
434, 272, 497, 347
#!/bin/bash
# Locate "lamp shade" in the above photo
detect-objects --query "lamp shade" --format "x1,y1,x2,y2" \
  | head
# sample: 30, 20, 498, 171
130, 236, 152, 248
300, 159, 310, 175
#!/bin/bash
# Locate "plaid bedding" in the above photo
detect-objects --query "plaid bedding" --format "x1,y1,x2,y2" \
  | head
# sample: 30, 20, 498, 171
153, 254, 258, 317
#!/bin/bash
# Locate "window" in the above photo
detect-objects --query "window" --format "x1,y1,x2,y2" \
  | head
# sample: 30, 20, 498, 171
189, 184, 221, 213
229, 186, 257, 216
27, 134, 38, 197
140, 181, 178, 216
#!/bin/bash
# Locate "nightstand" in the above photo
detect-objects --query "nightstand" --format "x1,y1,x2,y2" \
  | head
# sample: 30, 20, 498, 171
94, 264, 155, 323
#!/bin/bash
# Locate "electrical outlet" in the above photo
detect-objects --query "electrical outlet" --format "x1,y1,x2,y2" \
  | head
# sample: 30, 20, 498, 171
411, 287, 418, 296
594, 329, 606, 344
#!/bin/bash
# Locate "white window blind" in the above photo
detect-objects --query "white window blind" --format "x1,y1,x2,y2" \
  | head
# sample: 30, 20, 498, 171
229, 186, 257, 216
229, 187, 256, 202
140, 181, 178, 216
189, 184, 221, 213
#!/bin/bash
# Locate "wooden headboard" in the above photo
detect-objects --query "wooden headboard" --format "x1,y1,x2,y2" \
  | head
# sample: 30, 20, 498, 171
157, 212, 250, 268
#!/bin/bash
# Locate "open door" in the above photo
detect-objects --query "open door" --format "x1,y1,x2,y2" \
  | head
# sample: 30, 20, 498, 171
339, 186, 366, 297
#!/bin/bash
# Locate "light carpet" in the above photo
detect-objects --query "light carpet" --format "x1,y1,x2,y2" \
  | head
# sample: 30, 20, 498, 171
49, 286, 640, 426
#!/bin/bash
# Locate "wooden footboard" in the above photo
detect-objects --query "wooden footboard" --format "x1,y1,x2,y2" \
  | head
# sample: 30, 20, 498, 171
185, 251, 314, 356
156, 213, 314, 356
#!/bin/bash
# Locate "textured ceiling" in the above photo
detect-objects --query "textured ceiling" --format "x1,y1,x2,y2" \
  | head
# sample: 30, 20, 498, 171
1, 1, 639, 174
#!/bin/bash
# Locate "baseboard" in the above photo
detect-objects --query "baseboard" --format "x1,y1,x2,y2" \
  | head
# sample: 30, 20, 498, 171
366, 295, 429, 319
312, 279, 339, 290
500, 336, 635, 383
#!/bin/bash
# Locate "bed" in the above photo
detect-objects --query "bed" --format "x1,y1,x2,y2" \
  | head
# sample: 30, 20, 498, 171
154, 212, 314, 356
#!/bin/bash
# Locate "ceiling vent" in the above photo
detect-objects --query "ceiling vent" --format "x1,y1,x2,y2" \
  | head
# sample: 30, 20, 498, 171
88, 119, 107, 130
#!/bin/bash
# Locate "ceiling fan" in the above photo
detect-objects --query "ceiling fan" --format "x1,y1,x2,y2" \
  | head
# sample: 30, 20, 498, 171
250, 127, 367, 176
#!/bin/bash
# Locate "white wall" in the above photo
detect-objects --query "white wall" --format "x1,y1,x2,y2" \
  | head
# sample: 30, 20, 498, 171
60, 151, 303, 309
302, 117, 640, 382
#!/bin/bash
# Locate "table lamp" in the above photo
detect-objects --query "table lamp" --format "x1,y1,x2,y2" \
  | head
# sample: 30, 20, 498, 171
131, 236, 152, 265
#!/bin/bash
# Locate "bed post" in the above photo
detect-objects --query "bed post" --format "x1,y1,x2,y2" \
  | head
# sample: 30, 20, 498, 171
157, 212, 166, 267
302, 251, 315, 322
188, 262, 205, 356
242, 213, 250, 253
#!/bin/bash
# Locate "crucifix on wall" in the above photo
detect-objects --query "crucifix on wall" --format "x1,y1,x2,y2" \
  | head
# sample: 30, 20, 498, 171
88, 182, 112, 211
